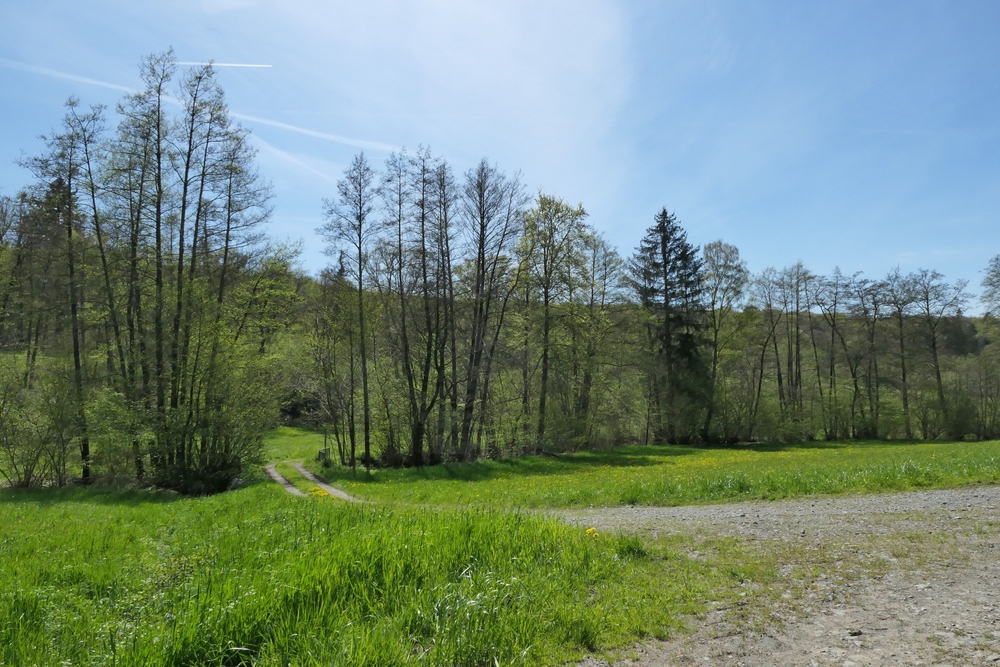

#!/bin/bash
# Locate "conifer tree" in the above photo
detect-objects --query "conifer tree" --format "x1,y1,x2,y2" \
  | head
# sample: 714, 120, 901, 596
629, 209, 706, 443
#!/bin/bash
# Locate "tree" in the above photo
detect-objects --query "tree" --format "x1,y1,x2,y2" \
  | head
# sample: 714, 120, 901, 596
629, 209, 706, 443
5, 52, 282, 491
456, 159, 527, 460
572, 231, 624, 441
520, 192, 587, 446
982, 255, 1000, 317
431, 159, 460, 461
884, 268, 916, 438
912, 269, 969, 435
19, 100, 99, 482
701, 240, 748, 441
321, 152, 379, 468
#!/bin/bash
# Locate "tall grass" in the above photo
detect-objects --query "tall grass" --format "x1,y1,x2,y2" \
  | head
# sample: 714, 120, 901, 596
0, 483, 713, 666
309, 438, 1000, 508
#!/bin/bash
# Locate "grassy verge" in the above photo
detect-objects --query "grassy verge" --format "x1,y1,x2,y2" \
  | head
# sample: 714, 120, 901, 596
293, 434, 1000, 508
0, 483, 752, 666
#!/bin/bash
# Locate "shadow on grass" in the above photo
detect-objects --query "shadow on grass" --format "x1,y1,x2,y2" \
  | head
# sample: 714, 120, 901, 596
322, 447, 673, 485
0, 485, 183, 506
317, 439, 913, 487
0, 481, 272, 506
317, 450, 681, 486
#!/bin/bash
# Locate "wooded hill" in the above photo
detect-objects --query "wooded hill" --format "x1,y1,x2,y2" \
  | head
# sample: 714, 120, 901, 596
1, 52, 997, 492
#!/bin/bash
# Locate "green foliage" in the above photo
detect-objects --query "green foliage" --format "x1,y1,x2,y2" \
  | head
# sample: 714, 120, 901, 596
0, 357, 80, 488
0, 55, 292, 492
628, 209, 707, 443
0, 483, 717, 665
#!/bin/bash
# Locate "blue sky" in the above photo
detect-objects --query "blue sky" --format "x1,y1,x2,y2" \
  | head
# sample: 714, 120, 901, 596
1, 0, 998, 302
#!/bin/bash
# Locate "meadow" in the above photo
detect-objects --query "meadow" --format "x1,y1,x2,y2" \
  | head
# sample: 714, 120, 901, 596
4, 430, 998, 665
0, 481, 755, 666
280, 431, 1000, 508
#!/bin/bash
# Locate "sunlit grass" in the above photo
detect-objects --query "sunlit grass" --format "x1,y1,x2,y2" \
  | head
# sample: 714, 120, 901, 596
294, 434, 1000, 508
0, 482, 743, 665
264, 426, 330, 463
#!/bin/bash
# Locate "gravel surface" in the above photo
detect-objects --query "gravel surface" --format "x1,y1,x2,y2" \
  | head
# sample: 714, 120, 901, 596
264, 464, 306, 497
565, 486, 1000, 666
291, 462, 359, 502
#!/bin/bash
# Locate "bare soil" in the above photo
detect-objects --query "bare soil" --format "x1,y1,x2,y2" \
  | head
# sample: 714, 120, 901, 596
566, 486, 1000, 666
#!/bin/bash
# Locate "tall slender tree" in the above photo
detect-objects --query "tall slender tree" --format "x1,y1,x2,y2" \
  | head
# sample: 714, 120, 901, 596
701, 240, 748, 441
520, 192, 587, 446
321, 153, 379, 468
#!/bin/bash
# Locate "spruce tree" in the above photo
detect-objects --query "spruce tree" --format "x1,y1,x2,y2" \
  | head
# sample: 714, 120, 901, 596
629, 209, 707, 443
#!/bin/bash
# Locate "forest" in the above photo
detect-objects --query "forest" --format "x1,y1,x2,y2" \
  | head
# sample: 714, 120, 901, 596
2, 52, 998, 493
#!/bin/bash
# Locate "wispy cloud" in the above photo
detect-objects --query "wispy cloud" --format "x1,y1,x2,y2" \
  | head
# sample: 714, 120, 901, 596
0, 58, 134, 94
231, 112, 400, 153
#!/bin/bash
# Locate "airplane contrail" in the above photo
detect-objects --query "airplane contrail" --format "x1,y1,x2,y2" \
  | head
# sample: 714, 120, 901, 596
0, 58, 134, 93
177, 62, 273, 68
251, 135, 338, 184
232, 112, 400, 153
0, 58, 397, 153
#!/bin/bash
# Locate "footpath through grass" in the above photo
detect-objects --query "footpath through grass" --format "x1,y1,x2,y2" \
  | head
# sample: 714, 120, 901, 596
293, 433, 1000, 508
0, 482, 749, 666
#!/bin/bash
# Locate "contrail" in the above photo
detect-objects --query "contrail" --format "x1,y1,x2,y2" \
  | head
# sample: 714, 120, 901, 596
1, 58, 397, 153
232, 112, 400, 153
177, 62, 273, 68
251, 135, 339, 184
0, 58, 134, 93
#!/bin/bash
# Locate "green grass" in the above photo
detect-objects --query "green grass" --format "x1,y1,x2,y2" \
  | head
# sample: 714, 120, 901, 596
301, 436, 1000, 508
0, 482, 745, 666
265, 426, 331, 463
10, 429, 990, 665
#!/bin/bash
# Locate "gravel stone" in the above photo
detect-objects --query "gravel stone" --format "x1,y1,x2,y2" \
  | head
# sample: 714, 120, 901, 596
565, 485, 1000, 666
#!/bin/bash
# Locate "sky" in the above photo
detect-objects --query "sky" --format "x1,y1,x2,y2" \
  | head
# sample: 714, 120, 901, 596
1, 0, 998, 304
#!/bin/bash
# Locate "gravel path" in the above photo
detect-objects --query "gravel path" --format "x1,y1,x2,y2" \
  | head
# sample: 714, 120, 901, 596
567, 486, 1000, 666
264, 464, 306, 497
291, 462, 358, 502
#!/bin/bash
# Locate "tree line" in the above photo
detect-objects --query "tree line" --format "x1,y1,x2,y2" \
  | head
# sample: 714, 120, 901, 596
2, 51, 998, 490
301, 150, 1000, 469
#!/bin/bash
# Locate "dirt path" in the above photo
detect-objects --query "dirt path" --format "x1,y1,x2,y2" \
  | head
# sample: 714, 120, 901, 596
568, 486, 1000, 666
264, 464, 306, 497
291, 462, 358, 502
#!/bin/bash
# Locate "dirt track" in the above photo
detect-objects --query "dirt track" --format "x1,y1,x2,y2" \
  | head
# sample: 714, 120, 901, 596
567, 486, 1000, 666
264, 464, 306, 497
